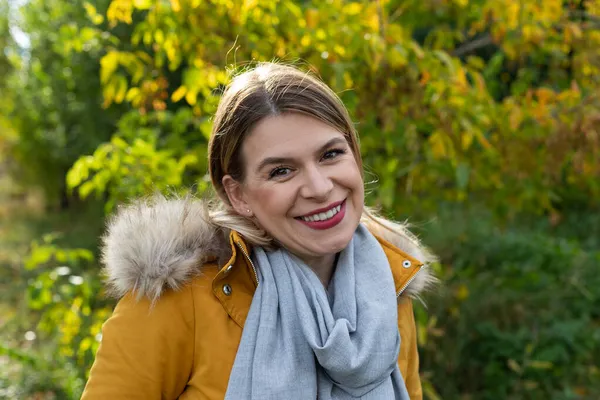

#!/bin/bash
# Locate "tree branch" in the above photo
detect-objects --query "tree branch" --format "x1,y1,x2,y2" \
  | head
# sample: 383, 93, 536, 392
451, 33, 495, 57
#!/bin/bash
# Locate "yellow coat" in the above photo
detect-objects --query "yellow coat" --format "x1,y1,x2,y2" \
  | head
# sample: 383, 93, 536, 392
82, 197, 434, 400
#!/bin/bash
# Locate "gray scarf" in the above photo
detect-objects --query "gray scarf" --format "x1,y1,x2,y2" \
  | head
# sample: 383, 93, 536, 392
225, 224, 410, 400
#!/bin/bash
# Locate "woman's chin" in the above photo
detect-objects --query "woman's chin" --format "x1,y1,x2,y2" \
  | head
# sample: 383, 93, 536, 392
310, 234, 354, 256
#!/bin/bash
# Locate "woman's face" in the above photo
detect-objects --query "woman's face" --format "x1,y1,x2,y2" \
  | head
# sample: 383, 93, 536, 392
225, 113, 364, 261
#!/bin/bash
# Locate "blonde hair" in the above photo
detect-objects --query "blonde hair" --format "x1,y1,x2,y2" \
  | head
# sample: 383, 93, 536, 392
207, 62, 422, 252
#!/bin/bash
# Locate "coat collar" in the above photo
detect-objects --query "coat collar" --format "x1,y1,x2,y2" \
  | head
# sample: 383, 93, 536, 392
226, 230, 424, 294
102, 195, 436, 305
210, 230, 427, 328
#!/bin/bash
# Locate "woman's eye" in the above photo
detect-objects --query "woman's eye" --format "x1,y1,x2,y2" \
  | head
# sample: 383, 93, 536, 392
269, 167, 292, 179
322, 148, 346, 160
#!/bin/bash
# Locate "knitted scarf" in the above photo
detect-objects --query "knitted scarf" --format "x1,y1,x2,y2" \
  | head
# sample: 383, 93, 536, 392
225, 224, 410, 399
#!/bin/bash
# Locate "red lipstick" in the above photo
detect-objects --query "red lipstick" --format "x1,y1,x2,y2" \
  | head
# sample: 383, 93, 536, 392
296, 200, 346, 230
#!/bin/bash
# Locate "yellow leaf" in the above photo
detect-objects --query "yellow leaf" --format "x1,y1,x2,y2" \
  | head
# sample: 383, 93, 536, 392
334, 45, 346, 57
536, 87, 555, 106
192, 57, 204, 68
449, 96, 466, 108
456, 284, 469, 300
84, 2, 104, 25
114, 75, 128, 103
388, 46, 407, 67
429, 130, 449, 159
102, 77, 116, 108
509, 107, 522, 130
522, 25, 533, 41
473, 72, 487, 93
107, 0, 133, 24
133, 0, 152, 10
305, 9, 319, 29
164, 38, 177, 63
185, 90, 197, 105
125, 87, 140, 102
100, 52, 119, 84
171, 86, 187, 102
83, 2, 97, 18
154, 30, 165, 44
455, 67, 467, 88
344, 3, 362, 15
461, 131, 473, 151
170, 0, 181, 12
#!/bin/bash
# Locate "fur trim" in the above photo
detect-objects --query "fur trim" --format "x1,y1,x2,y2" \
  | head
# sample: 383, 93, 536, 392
101, 195, 229, 303
102, 195, 437, 302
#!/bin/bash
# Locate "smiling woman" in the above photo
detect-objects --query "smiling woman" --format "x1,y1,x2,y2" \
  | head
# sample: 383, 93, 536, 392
222, 113, 364, 285
81, 63, 437, 400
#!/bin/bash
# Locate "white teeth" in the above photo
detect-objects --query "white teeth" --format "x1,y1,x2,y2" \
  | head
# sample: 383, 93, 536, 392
300, 203, 342, 222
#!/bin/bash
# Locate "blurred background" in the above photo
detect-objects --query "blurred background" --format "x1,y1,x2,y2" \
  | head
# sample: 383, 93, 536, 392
1, 0, 599, 398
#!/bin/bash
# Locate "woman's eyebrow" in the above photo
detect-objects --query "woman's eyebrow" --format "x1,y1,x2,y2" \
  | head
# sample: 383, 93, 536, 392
255, 137, 347, 174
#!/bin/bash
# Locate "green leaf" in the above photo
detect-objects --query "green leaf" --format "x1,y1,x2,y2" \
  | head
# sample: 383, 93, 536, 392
66, 158, 91, 189
25, 246, 54, 270
79, 180, 96, 199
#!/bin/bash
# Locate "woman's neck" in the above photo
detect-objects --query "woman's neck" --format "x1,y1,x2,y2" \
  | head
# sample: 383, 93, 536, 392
300, 253, 337, 288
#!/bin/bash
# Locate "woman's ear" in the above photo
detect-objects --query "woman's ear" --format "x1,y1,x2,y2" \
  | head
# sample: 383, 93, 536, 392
222, 175, 253, 217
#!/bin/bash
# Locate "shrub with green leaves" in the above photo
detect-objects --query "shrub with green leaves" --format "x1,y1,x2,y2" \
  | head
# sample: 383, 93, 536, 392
417, 207, 600, 399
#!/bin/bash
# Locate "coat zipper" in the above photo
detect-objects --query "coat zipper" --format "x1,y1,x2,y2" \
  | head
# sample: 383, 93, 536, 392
236, 241, 259, 285
396, 268, 422, 298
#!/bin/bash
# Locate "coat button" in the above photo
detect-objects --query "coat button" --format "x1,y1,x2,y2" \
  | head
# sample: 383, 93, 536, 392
402, 260, 412, 269
222, 284, 232, 296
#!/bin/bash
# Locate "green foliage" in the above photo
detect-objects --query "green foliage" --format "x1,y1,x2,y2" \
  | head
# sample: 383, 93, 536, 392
7, 234, 113, 399
3, 0, 125, 206
84, 0, 600, 216
0, 194, 107, 400
416, 206, 600, 399
1, 0, 600, 399
67, 109, 208, 212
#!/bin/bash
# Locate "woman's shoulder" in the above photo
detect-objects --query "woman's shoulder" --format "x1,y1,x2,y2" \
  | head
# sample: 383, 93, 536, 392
363, 213, 438, 298
101, 194, 232, 304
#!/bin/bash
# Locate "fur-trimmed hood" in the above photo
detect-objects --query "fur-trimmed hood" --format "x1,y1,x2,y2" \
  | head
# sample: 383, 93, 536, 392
101, 195, 437, 303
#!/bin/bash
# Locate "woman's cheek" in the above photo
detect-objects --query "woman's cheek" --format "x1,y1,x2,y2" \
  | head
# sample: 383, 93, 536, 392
251, 185, 290, 215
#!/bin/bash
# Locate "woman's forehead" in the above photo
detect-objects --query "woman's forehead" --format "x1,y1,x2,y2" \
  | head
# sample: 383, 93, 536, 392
242, 114, 347, 162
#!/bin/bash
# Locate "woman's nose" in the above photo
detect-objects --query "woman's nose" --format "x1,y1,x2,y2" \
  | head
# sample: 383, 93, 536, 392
300, 165, 334, 200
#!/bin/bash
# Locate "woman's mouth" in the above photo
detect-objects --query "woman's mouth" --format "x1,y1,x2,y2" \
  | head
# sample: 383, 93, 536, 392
295, 200, 346, 230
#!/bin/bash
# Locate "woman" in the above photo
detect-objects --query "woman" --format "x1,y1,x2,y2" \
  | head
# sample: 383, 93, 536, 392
82, 63, 436, 399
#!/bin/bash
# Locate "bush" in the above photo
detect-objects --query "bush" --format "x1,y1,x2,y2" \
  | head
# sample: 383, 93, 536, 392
417, 206, 600, 399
